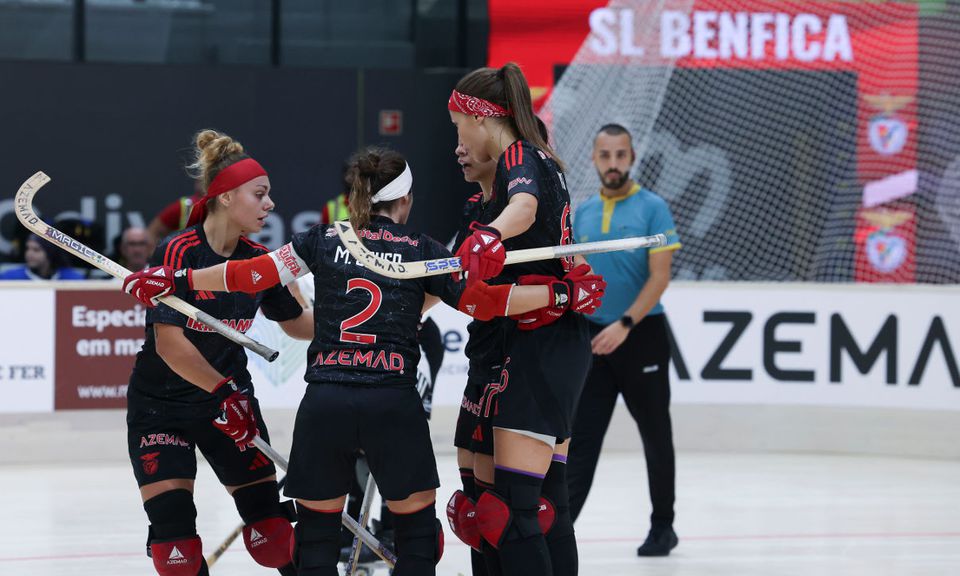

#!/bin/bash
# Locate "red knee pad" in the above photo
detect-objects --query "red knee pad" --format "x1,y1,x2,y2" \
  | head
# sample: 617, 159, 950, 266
243, 516, 294, 568
151, 536, 203, 576
538, 496, 557, 535
475, 491, 511, 549
446, 490, 481, 551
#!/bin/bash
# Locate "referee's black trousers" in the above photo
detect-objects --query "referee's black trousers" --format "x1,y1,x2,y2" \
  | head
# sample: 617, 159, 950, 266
567, 314, 676, 528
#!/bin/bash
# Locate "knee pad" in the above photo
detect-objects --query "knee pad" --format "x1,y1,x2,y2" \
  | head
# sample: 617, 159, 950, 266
475, 491, 543, 549
293, 504, 343, 573
446, 490, 481, 551
537, 496, 557, 535
243, 516, 295, 568
144, 489, 198, 553
394, 504, 444, 565
151, 536, 204, 576
232, 481, 296, 568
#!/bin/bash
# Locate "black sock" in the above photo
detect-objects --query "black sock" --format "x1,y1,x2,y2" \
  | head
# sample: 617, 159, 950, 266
493, 467, 552, 576
542, 457, 577, 576
293, 504, 341, 576
392, 502, 440, 576
460, 467, 477, 499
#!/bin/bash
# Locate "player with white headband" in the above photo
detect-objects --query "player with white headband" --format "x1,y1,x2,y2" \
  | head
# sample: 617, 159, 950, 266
445, 63, 603, 576
123, 145, 605, 576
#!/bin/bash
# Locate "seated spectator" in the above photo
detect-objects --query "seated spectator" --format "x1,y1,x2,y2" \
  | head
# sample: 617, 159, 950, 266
117, 226, 153, 272
148, 179, 203, 242
0, 234, 85, 280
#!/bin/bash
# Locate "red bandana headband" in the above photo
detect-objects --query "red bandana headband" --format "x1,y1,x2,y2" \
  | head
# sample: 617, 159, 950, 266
448, 90, 512, 118
186, 157, 267, 227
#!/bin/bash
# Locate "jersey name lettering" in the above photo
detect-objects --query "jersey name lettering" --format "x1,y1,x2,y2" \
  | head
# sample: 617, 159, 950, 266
311, 348, 405, 372
185, 317, 254, 333
334, 245, 402, 267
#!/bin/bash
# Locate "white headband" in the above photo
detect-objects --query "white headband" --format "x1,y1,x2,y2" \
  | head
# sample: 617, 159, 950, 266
371, 162, 413, 204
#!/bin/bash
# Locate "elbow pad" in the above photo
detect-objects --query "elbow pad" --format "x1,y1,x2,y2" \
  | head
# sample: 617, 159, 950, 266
224, 254, 282, 294
458, 281, 512, 321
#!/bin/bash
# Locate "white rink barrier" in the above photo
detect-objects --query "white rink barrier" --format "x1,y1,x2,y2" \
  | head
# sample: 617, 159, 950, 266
1, 281, 958, 460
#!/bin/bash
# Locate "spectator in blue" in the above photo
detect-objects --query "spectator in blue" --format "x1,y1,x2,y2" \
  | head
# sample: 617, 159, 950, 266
0, 233, 85, 280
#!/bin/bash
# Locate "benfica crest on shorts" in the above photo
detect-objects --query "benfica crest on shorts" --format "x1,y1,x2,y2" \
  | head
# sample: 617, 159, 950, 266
141, 452, 161, 475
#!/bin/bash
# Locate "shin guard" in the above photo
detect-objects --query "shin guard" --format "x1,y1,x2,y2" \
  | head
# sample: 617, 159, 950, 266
484, 467, 552, 576
393, 503, 443, 576
293, 504, 342, 576
143, 490, 206, 576
541, 457, 577, 576
447, 490, 481, 550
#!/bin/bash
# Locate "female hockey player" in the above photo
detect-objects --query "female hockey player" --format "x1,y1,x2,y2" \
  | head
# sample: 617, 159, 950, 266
124, 129, 314, 576
446, 63, 595, 576
122, 145, 605, 576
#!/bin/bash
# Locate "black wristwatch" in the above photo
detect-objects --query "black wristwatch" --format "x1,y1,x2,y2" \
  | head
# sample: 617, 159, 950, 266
619, 315, 635, 329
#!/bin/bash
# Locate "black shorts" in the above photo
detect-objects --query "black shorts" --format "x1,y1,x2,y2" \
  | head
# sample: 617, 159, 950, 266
284, 383, 440, 502
456, 364, 500, 456
126, 388, 276, 488
481, 313, 592, 441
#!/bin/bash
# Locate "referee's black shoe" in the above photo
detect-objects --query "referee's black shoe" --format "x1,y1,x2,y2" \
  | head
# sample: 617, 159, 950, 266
636, 526, 678, 557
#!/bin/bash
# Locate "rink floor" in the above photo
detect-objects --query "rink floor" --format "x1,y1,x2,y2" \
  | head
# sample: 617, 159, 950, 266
1, 450, 959, 576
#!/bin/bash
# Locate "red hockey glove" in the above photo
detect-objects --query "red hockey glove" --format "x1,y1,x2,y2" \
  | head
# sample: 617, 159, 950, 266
458, 280, 513, 321
212, 377, 258, 452
510, 265, 606, 330
563, 264, 606, 315
122, 265, 192, 307
455, 222, 505, 282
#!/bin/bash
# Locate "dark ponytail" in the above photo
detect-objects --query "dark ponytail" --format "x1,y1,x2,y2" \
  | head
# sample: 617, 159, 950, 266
345, 146, 407, 231
455, 62, 565, 171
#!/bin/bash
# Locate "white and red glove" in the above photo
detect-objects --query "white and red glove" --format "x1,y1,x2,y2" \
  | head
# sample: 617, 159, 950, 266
212, 377, 258, 452
122, 265, 192, 307
455, 222, 505, 282
511, 264, 606, 330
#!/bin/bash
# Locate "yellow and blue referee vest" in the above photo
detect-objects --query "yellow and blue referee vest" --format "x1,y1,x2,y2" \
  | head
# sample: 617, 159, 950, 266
573, 183, 681, 324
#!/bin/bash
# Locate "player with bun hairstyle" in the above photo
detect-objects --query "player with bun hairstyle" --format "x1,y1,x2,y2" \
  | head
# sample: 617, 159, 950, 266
123, 145, 604, 576
122, 129, 314, 576
446, 63, 600, 576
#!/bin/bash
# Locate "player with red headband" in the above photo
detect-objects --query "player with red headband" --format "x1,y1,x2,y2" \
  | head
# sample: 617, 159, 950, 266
123, 145, 604, 576
123, 129, 314, 576
445, 63, 601, 576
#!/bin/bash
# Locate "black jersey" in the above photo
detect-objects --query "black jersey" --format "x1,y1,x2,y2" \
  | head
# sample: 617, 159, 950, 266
484, 140, 575, 282
462, 140, 576, 371
290, 216, 464, 388
130, 225, 303, 406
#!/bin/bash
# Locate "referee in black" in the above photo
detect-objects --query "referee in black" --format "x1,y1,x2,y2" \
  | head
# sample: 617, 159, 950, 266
568, 124, 682, 556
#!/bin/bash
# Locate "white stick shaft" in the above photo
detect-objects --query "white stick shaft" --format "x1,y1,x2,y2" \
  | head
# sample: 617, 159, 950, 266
15, 172, 278, 362
251, 437, 397, 567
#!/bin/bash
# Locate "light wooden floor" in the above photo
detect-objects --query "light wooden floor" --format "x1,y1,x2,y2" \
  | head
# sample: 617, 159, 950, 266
1, 450, 958, 575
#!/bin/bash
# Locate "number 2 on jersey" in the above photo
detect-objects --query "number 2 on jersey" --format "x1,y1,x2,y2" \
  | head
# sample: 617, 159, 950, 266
340, 278, 382, 344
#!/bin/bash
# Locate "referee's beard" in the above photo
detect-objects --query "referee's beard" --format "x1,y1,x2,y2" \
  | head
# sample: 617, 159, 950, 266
599, 169, 630, 192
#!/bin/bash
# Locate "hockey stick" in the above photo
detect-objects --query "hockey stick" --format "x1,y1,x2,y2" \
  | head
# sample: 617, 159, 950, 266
15, 171, 279, 362
334, 220, 667, 280
348, 471, 378, 576
206, 475, 289, 568
251, 436, 398, 567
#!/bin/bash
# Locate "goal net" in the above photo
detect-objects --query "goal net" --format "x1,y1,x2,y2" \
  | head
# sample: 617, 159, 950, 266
534, 0, 960, 283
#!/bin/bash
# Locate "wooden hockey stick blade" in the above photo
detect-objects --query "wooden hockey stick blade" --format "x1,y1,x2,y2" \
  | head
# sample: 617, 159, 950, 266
14, 171, 279, 362
206, 475, 289, 567
348, 472, 378, 576
335, 220, 667, 280
251, 436, 398, 567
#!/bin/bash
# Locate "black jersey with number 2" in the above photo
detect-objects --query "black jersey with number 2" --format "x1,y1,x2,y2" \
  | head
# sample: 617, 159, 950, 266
131, 224, 304, 405
290, 216, 464, 388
